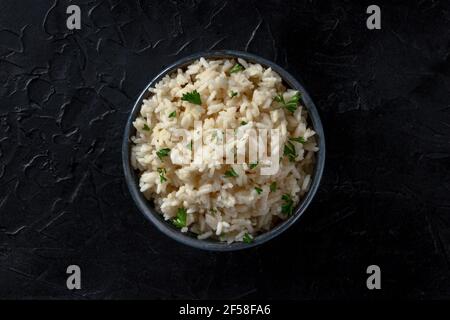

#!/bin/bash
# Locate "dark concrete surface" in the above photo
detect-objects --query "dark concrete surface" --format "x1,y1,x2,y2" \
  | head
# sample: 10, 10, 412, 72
0, 0, 449, 299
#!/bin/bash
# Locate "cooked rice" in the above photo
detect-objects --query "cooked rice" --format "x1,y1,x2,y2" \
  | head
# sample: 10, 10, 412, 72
130, 57, 318, 243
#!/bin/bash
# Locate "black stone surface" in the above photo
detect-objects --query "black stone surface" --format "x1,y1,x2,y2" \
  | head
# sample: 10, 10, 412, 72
0, 0, 449, 299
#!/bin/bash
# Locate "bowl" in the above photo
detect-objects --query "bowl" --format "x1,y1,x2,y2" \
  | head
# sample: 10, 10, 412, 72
122, 50, 325, 251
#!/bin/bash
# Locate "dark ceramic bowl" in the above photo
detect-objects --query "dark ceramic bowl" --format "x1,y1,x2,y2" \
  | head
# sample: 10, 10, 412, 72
122, 50, 325, 251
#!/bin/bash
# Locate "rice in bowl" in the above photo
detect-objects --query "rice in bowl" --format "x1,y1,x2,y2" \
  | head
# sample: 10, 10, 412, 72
130, 57, 318, 243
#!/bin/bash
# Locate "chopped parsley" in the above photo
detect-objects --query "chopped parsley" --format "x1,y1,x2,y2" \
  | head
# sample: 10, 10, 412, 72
274, 91, 302, 113
255, 187, 263, 195
281, 194, 294, 216
283, 141, 297, 162
274, 94, 284, 103
168, 111, 176, 118
172, 207, 187, 228
157, 168, 167, 183
224, 167, 238, 178
249, 162, 258, 169
229, 91, 238, 98
143, 124, 151, 131
270, 182, 277, 192
181, 90, 202, 105
290, 136, 306, 144
240, 121, 248, 126
230, 63, 244, 73
211, 130, 218, 142
156, 148, 171, 160
243, 233, 253, 243
187, 140, 192, 150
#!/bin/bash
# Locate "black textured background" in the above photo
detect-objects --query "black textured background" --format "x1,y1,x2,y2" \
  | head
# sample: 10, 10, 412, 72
1, 0, 450, 299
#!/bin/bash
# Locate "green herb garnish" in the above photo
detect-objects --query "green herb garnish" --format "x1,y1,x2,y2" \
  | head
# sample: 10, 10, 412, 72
274, 91, 301, 113
283, 141, 297, 162
181, 90, 202, 105
270, 182, 277, 192
255, 187, 263, 195
243, 233, 253, 243
249, 162, 258, 169
156, 148, 171, 160
187, 140, 192, 150
274, 94, 284, 103
290, 136, 306, 144
230, 91, 238, 98
168, 111, 176, 118
224, 167, 238, 178
211, 131, 218, 142
143, 124, 151, 131
173, 207, 187, 228
281, 194, 294, 216
157, 168, 167, 183
230, 63, 244, 73
240, 121, 248, 126
284, 92, 301, 113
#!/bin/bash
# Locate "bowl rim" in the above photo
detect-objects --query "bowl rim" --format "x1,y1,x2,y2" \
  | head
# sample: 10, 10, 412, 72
122, 50, 325, 251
